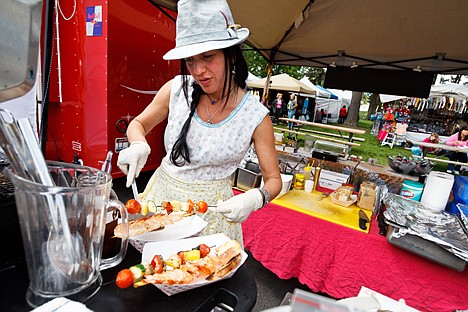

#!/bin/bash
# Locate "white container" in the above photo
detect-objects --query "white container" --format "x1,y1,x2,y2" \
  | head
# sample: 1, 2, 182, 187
420, 171, 454, 212
304, 180, 314, 193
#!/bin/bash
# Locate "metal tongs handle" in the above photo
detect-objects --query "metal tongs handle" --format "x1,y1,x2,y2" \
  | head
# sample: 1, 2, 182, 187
132, 180, 140, 202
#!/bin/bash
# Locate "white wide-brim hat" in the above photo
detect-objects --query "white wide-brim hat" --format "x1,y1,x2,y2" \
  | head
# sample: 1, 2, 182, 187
163, 0, 250, 60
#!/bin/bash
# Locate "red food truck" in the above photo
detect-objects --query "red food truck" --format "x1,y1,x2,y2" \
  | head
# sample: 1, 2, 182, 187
42, 0, 179, 177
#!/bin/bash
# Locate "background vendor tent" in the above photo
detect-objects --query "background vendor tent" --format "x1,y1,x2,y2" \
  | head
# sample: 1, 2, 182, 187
300, 77, 350, 122
430, 83, 468, 100
247, 73, 316, 95
381, 84, 468, 103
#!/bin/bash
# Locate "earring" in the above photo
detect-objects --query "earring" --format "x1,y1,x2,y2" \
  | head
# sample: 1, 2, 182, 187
232, 65, 236, 76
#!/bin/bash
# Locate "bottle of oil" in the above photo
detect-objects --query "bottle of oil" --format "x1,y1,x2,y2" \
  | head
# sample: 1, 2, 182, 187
313, 165, 321, 191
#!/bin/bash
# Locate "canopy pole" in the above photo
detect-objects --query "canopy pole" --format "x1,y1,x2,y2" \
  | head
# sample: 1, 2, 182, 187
262, 63, 273, 102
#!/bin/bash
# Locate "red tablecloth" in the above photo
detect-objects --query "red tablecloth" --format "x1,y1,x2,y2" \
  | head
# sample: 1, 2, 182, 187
242, 202, 468, 312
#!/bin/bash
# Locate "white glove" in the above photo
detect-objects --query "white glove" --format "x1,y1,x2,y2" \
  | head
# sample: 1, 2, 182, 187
210, 189, 263, 223
117, 141, 151, 187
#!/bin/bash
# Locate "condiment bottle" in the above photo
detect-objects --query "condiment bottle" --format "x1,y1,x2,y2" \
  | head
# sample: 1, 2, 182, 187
313, 165, 321, 191
294, 173, 305, 190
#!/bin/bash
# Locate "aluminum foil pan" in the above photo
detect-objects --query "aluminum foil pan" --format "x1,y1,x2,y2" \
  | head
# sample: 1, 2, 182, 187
383, 193, 468, 262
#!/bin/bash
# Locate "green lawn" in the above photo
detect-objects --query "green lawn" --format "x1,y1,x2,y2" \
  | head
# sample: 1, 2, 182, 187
274, 115, 448, 171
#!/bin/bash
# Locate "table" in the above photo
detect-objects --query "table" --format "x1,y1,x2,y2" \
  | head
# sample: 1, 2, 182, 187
242, 202, 468, 312
0, 245, 257, 312
411, 140, 468, 167
278, 117, 365, 143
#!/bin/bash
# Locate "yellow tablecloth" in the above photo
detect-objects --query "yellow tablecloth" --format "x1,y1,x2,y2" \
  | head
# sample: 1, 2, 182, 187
272, 189, 372, 233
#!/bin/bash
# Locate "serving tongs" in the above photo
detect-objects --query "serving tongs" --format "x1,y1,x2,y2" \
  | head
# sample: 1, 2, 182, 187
0, 109, 80, 278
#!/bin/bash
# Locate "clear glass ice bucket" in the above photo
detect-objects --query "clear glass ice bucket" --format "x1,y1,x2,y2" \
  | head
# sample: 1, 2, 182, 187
7, 161, 129, 308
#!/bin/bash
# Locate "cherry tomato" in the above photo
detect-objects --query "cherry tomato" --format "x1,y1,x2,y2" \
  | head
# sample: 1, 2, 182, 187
125, 199, 141, 215
198, 244, 211, 258
196, 201, 208, 214
150, 255, 164, 273
116, 269, 134, 289
177, 251, 186, 265
187, 199, 195, 214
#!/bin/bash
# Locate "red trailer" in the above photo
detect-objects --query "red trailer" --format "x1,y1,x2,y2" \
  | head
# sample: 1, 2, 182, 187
43, 0, 179, 177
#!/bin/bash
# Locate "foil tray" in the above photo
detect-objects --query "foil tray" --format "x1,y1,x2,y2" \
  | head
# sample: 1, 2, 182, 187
386, 224, 467, 272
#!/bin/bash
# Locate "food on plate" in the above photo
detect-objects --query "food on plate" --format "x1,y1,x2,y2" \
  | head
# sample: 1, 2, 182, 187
144, 269, 194, 285
150, 255, 165, 274
126, 199, 141, 215
139, 201, 149, 216
161, 201, 173, 214
143, 199, 209, 215
330, 185, 357, 207
115, 199, 210, 238
187, 199, 195, 214
196, 243, 211, 258
116, 269, 134, 288
116, 240, 242, 287
196, 201, 208, 214
207, 253, 242, 281
113, 213, 185, 238
129, 264, 146, 283
215, 239, 241, 265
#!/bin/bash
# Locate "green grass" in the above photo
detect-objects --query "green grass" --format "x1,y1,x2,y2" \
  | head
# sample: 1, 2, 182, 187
274, 114, 448, 171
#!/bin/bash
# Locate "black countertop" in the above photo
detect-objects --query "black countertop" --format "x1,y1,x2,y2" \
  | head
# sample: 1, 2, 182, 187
0, 244, 257, 312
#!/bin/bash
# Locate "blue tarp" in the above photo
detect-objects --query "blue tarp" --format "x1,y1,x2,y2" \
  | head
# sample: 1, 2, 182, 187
315, 85, 338, 99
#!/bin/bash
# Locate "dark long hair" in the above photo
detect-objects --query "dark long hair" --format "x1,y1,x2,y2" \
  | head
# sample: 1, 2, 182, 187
170, 45, 248, 166
459, 125, 468, 141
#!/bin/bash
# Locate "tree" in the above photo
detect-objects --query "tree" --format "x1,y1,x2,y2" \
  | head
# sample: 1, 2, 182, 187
367, 93, 381, 120
242, 46, 325, 87
344, 91, 362, 127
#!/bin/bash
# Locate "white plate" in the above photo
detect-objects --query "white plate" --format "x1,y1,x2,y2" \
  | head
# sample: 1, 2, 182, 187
141, 233, 248, 296
133, 214, 208, 242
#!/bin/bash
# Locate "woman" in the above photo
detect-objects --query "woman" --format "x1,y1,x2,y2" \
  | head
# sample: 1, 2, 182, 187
271, 93, 283, 121
446, 125, 468, 174
117, 0, 281, 244
411, 132, 442, 157
287, 93, 298, 130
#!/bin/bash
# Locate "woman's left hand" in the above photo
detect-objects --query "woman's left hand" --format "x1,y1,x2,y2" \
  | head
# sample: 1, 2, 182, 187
209, 189, 263, 223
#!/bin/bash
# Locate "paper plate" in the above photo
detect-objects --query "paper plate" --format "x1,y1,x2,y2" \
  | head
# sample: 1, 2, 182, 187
129, 214, 208, 252
141, 233, 248, 296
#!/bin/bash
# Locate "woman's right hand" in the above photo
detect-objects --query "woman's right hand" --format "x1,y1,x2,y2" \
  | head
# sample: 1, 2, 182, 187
117, 141, 151, 187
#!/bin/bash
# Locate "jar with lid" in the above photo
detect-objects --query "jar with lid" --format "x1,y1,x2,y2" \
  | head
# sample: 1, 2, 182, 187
294, 173, 305, 190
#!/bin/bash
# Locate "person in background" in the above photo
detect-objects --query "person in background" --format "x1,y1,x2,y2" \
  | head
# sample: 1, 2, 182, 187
271, 93, 283, 122
320, 108, 327, 123
446, 125, 468, 175
338, 105, 347, 123
302, 97, 310, 121
117, 0, 281, 245
411, 132, 442, 156
287, 93, 298, 130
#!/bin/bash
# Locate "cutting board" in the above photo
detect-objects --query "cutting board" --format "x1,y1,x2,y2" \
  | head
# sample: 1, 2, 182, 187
272, 190, 372, 233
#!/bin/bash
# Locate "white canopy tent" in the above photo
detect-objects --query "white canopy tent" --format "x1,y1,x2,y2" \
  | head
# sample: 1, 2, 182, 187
380, 84, 468, 103
247, 73, 316, 95
430, 84, 468, 100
